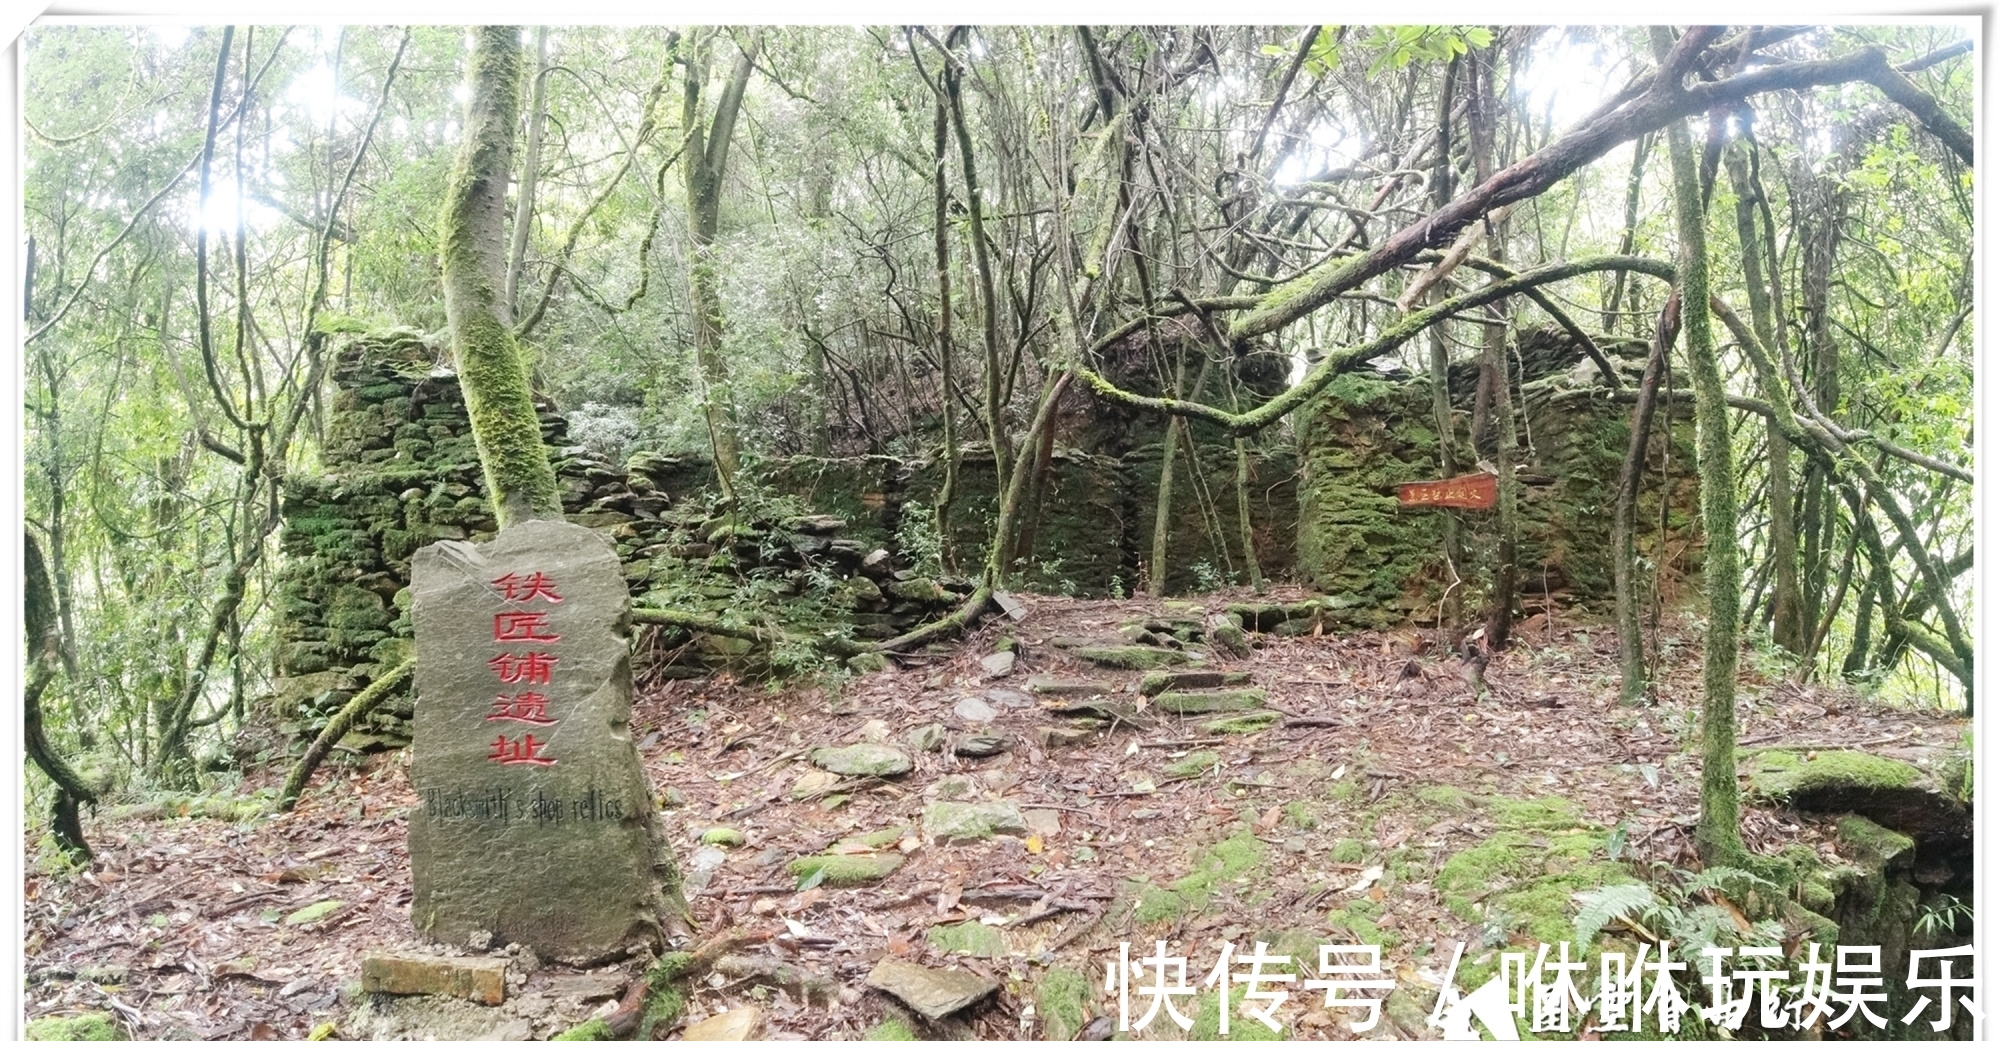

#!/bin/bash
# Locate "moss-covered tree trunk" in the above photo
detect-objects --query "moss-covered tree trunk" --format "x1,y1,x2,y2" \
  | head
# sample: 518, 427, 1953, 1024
442, 26, 559, 527
1724, 143, 1805, 655
1469, 44, 1518, 650
1655, 26, 1746, 865
25, 532, 95, 860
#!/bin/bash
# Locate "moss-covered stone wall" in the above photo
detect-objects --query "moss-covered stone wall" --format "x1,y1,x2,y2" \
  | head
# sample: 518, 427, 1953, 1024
1296, 328, 1697, 625
276, 331, 1298, 747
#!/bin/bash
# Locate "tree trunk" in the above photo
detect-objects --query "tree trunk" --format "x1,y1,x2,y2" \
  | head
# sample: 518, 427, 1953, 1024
1233, 437, 1265, 593
1655, 26, 1745, 866
684, 30, 763, 501
1724, 143, 1804, 654
442, 25, 561, 526
1613, 297, 1674, 704
926, 94, 962, 572
503, 26, 550, 320
25, 533, 94, 861
1469, 45, 1517, 651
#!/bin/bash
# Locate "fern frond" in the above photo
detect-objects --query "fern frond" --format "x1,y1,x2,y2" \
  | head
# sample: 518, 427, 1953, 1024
1681, 865, 1776, 896
1572, 882, 1660, 948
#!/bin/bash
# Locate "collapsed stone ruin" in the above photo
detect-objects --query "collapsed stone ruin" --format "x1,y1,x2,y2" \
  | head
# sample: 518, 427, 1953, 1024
274, 325, 1693, 749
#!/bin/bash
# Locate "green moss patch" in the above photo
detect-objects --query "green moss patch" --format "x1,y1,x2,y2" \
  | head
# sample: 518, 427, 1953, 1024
1433, 794, 1632, 946
1034, 966, 1092, 1040
1135, 829, 1266, 925
1742, 749, 1922, 801
786, 853, 905, 887
927, 921, 1008, 958
1165, 750, 1221, 779
25, 1014, 126, 1041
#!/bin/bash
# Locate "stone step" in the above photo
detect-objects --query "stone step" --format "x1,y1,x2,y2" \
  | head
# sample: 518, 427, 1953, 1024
1069, 645, 1193, 670
1152, 687, 1269, 714
1138, 670, 1253, 697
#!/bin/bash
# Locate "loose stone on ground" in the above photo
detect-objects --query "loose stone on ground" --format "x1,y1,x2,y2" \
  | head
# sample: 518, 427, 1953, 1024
360, 952, 509, 1005
683, 1006, 763, 1041
924, 801, 1028, 843
866, 959, 999, 1020
1153, 688, 1269, 714
809, 743, 913, 777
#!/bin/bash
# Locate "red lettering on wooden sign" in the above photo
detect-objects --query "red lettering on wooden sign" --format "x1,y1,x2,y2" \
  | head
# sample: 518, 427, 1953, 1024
1396, 472, 1497, 509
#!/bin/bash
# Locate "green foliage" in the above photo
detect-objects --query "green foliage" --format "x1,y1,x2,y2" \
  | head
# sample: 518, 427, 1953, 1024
1360, 25, 1493, 75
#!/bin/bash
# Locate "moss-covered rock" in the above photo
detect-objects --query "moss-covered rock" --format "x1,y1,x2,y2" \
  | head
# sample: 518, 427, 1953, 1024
1034, 966, 1092, 1040
786, 853, 905, 887
1200, 711, 1283, 735
1743, 748, 1922, 801
926, 920, 1008, 958
1154, 688, 1267, 714
1164, 750, 1221, 779
24, 1013, 128, 1041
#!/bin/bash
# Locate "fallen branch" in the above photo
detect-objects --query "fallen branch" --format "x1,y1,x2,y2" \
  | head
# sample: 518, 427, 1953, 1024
630, 606, 870, 658
279, 658, 414, 812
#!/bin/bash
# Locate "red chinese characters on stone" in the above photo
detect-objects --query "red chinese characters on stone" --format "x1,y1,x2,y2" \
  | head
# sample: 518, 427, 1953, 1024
489, 651, 557, 685
492, 571, 563, 603
488, 732, 556, 766
486, 572, 564, 766
493, 611, 561, 643
486, 691, 557, 726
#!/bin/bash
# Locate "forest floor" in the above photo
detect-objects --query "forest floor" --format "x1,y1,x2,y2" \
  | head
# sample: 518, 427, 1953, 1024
21, 589, 1970, 1041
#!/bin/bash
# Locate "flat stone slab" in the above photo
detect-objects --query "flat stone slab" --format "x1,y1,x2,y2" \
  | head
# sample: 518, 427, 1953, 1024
787, 853, 905, 886
867, 958, 999, 1019
953, 697, 998, 723
789, 769, 841, 800
408, 519, 665, 962
1138, 670, 1252, 696
810, 743, 913, 777
983, 687, 1035, 709
924, 800, 1028, 843
1025, 675, 1116, 699
360, 952, 508, 1006
684, 1006, 763, 1041
1154, 687, 1269, 714
1069, 645, 1192, 670
1201, 710, 1283, 735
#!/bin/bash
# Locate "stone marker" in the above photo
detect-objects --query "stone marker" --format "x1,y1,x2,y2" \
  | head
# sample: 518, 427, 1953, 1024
361, 952, 509, 1005
409, 519, 669, 962
867, 958, 999, 1019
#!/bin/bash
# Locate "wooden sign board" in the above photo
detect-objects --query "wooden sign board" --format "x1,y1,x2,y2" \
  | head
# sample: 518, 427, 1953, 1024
1397, 472, 1497, 509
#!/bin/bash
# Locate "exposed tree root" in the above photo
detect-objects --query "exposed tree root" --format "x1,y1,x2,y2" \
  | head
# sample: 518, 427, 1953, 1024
278, 658, 414, 812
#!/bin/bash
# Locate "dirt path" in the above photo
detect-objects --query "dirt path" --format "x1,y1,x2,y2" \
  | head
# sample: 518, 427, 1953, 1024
23, 591, 1968, 1039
